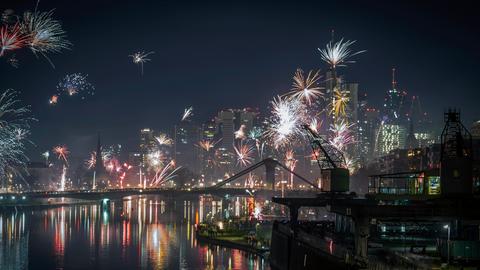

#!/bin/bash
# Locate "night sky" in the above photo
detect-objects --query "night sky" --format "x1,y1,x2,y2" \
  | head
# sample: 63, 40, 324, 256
1, 0, 479, 160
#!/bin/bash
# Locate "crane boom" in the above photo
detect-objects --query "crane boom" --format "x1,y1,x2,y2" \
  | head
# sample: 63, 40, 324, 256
302, 124, 346, 170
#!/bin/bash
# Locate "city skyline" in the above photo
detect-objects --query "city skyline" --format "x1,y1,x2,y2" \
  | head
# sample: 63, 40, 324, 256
1, 0, 479, 159
2, 2, 480, 269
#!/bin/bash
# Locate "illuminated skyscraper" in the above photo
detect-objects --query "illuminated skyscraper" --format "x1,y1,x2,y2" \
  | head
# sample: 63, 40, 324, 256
376, 123, 407, 156
382, 68, 406, 123
376, 68, 408, 157
216, 110, 235, 151
358, 102, 380, 162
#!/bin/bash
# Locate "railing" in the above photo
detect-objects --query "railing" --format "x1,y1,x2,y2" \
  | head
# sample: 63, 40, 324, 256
368, 171, 425, 196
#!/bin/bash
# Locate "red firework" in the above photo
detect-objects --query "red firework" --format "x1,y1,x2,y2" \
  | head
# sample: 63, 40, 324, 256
0, 23, 28, 57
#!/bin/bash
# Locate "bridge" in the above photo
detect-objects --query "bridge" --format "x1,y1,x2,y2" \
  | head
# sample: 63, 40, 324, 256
1, 158, 319, 202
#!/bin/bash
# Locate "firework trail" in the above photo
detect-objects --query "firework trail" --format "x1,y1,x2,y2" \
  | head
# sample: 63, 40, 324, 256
284, 149, 298, 188
59, 164, 67, 191
50, 73, 94, 104
233, 141, 255, 167
318, 38, 365, 69
286, 68, 324, 106
129, 51, 154, 75
155, 133, 173, 146
245, 172, 258, 189
181, 106, 193, 121
150, 160, 182, 187
0, 23, 28, 57
53, 145, 69, 164
247, 127, 265, 159
265, 96, 305, 148
0, 89, 33, 181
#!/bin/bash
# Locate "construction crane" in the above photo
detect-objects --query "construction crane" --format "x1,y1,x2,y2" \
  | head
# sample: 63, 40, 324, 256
302, 124, 350, 193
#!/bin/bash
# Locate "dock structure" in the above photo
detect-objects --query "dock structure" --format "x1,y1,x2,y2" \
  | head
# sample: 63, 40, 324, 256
270, 110, 480, 269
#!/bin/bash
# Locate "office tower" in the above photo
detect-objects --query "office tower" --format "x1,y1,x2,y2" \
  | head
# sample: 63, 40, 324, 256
174, 121, 201, 171
216, 110, 235, 151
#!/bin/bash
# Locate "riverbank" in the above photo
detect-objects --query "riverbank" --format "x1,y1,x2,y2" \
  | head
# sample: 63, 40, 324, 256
196, 232, 270, 257
195, 222, 271, 258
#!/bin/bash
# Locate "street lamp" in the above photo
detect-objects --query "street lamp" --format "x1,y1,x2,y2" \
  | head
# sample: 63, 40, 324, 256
443, 224, 450, 264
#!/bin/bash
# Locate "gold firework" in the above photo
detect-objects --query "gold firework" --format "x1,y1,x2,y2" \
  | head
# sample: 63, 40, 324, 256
287, 68, 324, 105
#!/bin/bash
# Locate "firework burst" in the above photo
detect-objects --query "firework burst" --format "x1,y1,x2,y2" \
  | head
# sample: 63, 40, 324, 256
196, 139, 220, 152
318, 38, 365, 69
55, 73, 95, 100
145, 150, 168, 172
331, 88, 349, 119
53, 145, 69, 164
181, 106, 193, 121
48, 94, 58, 105
286, 68, 324, 105
234, 142, 255, 167
284, 150, 297, 170
0, 89, 33, 180
234, 124, 247, 140
344, 154, 359, 174
329, 120, 355, 151
265, 96, 305, 148
247, 127, 263, 141
85, 151, 96, 169
129, 51, 154, 75
308, 118, 322, 133
155, 133, 173, 146
21, 9, 71, 66
0, 23, 28, 57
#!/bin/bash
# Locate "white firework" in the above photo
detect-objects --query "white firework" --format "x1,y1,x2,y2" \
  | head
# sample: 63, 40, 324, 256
155, 133, 173, 146
318, 38, 365, 69
181, 106, 193, 121
266, 96, 305, 148
21, 9, 72, 66
0, 89, 33, 181
129, 50, 154, 75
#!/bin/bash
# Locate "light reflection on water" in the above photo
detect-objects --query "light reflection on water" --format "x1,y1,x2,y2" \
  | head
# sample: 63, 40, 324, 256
0, 195, 269, 270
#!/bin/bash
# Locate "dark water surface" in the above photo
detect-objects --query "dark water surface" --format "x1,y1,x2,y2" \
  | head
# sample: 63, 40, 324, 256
0, 195, 269, 270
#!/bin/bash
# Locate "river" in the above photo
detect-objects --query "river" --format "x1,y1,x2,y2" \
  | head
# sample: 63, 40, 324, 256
0, 195, 270, 270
